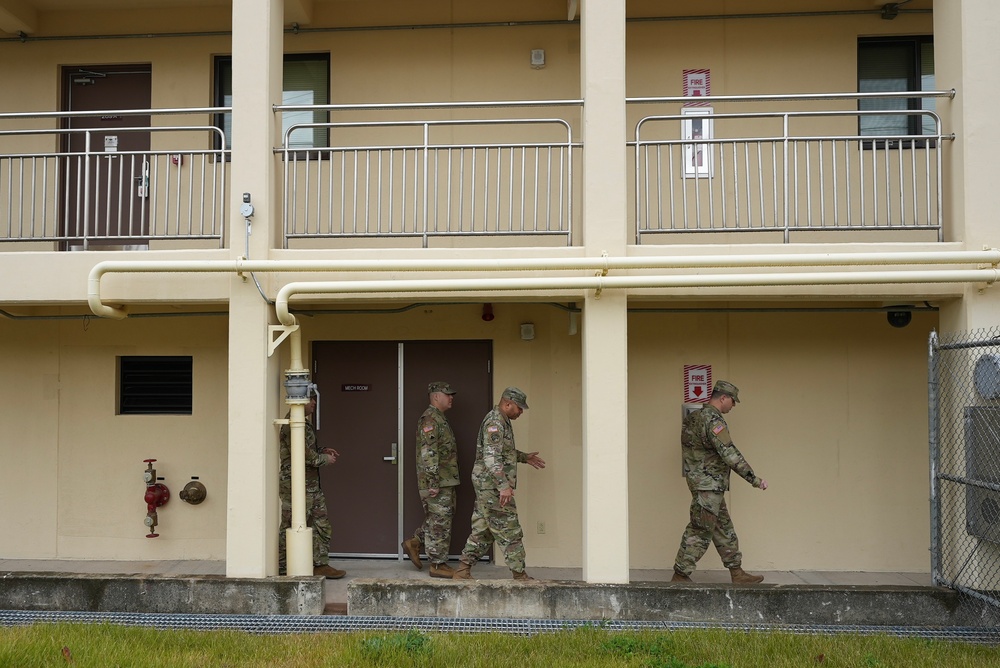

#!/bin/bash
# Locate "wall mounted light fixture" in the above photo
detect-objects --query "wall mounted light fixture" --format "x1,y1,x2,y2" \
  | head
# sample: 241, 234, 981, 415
530, 49, 546, 69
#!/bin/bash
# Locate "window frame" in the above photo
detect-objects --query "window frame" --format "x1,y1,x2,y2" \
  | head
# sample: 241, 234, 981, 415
857, 35, 935, 149
213, 53, 331, 152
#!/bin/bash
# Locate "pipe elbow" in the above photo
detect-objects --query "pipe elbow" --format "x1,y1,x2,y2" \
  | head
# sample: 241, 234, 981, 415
88, 295, 128, 320
87, 267, 128, 320
274, 285, 297, 326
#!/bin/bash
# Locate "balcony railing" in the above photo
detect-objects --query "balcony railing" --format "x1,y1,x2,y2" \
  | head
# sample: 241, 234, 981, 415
0, 93, 954, 251
630, 91, 955, 243
0, 108, 228, 250
276, 103, 581, 248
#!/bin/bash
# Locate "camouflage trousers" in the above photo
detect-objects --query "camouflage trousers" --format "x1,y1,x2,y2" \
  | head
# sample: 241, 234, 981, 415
458, 486, 526, 572
673, 490, 742, 576
278, 479, 332, 571
412, 486, 456, 565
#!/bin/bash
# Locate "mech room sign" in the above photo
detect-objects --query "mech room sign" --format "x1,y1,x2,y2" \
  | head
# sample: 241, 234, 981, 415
683, 364, 712, 403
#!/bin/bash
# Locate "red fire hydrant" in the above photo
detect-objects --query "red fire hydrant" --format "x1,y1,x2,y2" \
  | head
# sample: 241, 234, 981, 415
143, 459, 170, 538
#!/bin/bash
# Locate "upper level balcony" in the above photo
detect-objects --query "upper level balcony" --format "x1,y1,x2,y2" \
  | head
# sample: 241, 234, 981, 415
0, 91, 953, 252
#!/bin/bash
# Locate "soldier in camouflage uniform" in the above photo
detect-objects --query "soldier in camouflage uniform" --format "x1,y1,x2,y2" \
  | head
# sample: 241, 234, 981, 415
453, 387, 546, 581
671, 380, 768, 584
278, 394, 345, 579
401, 381, 460, 578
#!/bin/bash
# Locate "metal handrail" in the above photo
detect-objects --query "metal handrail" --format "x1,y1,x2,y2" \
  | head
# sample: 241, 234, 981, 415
632, 107, 950, 243
0, 113, 228, 248
278, 117, 579, 248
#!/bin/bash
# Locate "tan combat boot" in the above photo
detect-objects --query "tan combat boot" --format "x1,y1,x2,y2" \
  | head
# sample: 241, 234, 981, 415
511, 569, 535, 581
429, 562, 456, 578
401, 537, 423, 570
670, 570, 692, 583
314, 564, 346, 579
452, 561, 473, 579
729, 567, 764, 584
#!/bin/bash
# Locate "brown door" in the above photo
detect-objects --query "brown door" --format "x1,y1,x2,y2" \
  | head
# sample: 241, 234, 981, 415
402, 341, 492, 557
61, 65, 152, 249
314, 340, 492, 557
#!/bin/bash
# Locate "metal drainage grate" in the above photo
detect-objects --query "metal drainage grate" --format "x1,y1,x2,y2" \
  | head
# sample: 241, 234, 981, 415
0, 610, 997, 645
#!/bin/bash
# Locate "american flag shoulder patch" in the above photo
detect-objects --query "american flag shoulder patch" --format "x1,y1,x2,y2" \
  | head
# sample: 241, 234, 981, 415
487, 425, 499, 433
422, 424, 434, 433
712, 423, 726, 435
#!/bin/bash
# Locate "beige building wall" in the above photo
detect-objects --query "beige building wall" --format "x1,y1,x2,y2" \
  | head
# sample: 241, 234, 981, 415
0, 314, 229, 559
0, 301, 936, 572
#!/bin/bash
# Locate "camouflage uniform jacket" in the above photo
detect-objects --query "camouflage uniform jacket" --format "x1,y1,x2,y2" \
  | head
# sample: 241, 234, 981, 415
681, 405, 760, 492
471, 406, 529, 492
415, 405, 460, 490
279, 413, 326, 482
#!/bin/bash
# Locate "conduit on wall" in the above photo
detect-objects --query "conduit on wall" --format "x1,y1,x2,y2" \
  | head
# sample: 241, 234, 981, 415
88, 249, 1000, 321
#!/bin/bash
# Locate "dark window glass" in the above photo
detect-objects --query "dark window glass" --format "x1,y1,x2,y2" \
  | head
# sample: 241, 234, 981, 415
118, 356, 193, 415
858, 36, 935, 137
214, 53, 330, 149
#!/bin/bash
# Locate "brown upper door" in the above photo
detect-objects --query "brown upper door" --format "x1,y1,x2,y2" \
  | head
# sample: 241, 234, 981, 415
61, 65, 152, 248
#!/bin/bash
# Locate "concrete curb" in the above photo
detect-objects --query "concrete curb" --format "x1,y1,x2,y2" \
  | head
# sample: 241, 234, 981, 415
0, 572, 324, 615
348, 579, 999, 627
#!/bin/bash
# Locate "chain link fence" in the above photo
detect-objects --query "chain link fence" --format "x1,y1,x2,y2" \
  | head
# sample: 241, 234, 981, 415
930, 327, 1000, 612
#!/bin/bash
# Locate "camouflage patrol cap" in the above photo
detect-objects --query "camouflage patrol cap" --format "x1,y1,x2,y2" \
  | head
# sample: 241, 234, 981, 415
713, 380, 740, 403
427, 381, 457, 395
501, 386, 529, 409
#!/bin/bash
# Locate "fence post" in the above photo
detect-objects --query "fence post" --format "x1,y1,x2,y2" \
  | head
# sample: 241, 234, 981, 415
928, 329, 942, 586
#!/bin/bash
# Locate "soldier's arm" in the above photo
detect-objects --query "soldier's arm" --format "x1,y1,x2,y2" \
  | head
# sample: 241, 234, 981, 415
482, 419, 510, 491
417, 416, 441, 488
708, 420, 762, 488
303, 424, 329, 468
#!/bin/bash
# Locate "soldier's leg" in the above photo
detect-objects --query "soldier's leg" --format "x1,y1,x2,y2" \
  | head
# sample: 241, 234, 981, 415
673, 490, 723, 575
310, 490, 332, 567
711, 497, 743, 569
487, 495, 527, 573
277, 481, 292, 574
423, 487, 456, 565
458, 489, 495, 566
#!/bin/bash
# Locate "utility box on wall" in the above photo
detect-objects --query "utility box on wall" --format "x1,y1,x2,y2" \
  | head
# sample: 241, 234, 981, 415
964, 406, 1000, 544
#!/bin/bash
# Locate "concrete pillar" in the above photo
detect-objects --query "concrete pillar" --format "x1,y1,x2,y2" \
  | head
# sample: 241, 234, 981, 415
225, 0, 284, 577
936, 0, 1000, 334
580, 0, 629, 583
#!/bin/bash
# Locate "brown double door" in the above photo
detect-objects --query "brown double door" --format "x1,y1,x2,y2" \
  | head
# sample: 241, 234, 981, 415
313, 340, 492, 557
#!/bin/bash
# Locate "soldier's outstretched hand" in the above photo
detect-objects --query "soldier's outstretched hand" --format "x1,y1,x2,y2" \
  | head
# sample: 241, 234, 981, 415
758, 478, 768, 490
525, 452, 546, 469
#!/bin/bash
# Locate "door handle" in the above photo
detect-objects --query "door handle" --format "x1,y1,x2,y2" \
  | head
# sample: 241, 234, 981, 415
383, 442, 397, 464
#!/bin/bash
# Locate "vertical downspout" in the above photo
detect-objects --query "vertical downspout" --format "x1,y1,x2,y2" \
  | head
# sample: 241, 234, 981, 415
927, 329, 942, 586
283, 322, 314, 577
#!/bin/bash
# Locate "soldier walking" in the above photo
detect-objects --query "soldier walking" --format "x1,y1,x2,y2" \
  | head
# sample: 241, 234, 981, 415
672, 380, 768, 584
453, 387, 546, 581
402, 381, 460, 578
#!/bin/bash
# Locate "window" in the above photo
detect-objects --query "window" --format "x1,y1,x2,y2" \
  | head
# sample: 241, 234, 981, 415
214, 53, 330, 149
118, 356, 193, 415
858, 36, 935, 138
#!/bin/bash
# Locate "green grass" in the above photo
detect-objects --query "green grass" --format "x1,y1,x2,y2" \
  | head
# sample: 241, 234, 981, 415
0, 624, 996, 668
